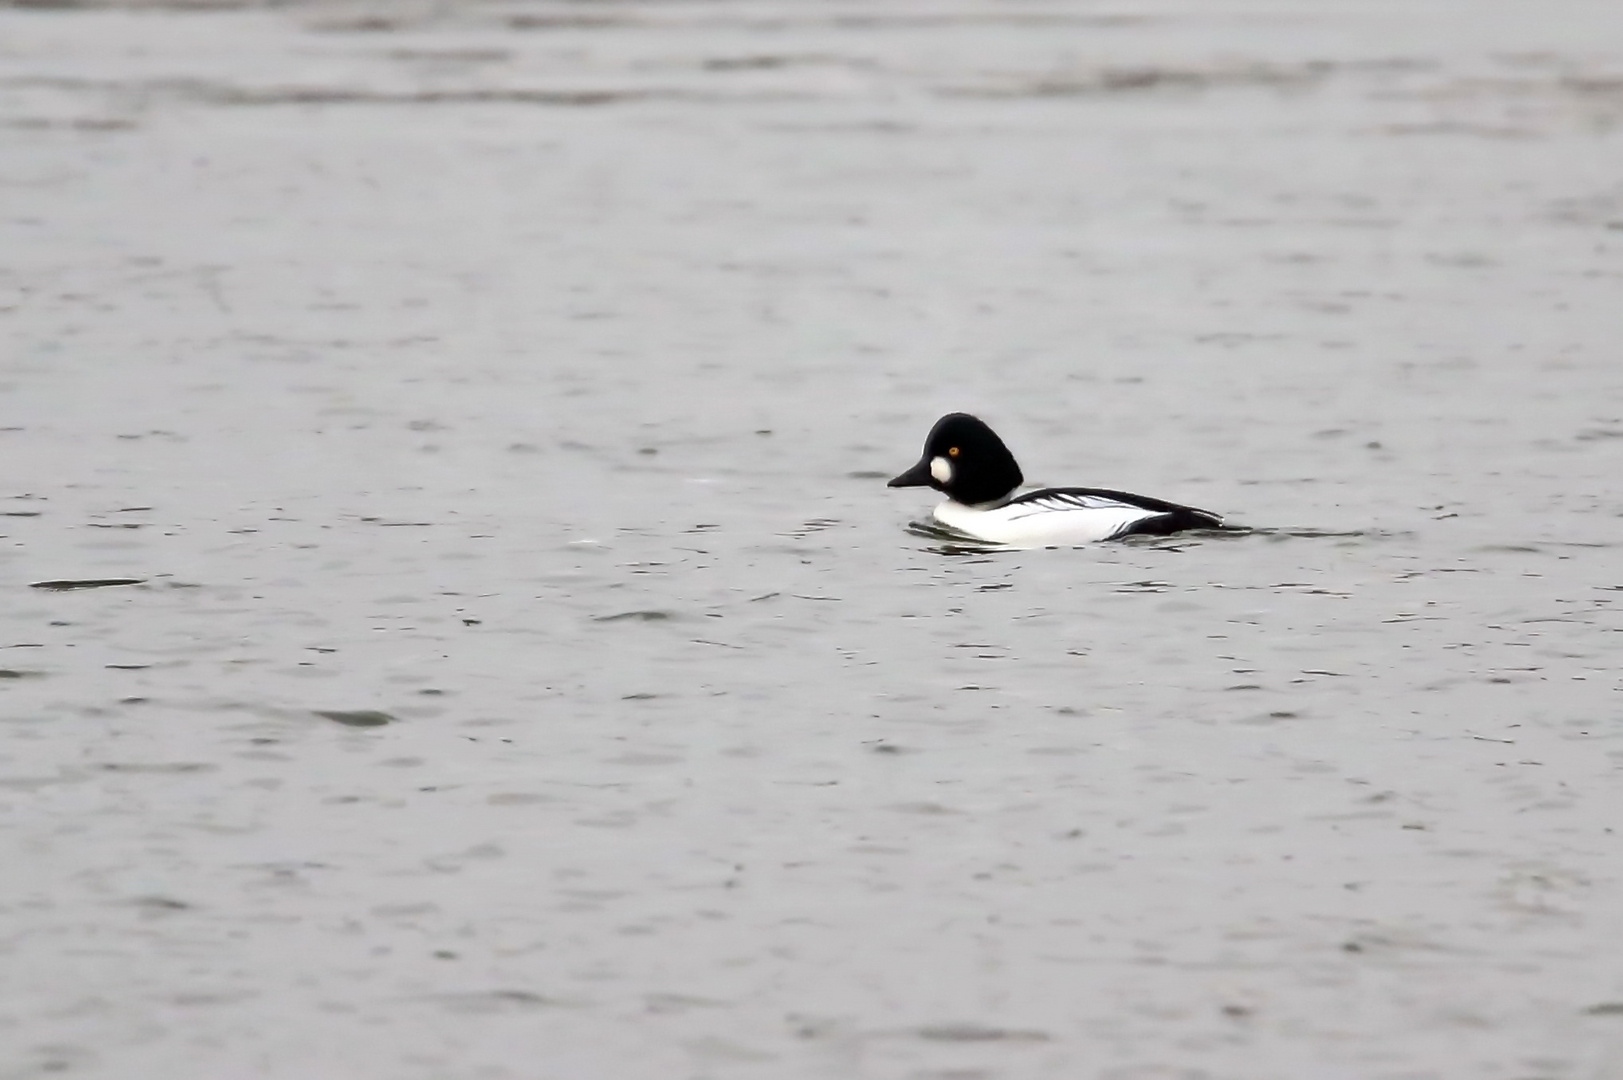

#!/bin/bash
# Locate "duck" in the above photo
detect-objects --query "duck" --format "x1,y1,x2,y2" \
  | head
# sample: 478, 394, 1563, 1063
887, 412, 1225, 546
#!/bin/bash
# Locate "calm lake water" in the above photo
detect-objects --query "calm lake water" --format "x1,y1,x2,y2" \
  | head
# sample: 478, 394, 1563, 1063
2, 2, 1622, 1078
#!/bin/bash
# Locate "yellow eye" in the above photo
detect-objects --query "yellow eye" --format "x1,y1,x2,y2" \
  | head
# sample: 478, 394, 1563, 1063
947, 446, 960, 457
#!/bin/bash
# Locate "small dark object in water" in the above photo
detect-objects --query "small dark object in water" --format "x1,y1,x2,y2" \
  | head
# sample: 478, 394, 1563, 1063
594, 610, 673, 622
314, 709, 396, 728
29, 578, 146, 591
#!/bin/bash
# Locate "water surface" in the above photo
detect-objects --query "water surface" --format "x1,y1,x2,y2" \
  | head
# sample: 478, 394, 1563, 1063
2, 2, 1622, 1078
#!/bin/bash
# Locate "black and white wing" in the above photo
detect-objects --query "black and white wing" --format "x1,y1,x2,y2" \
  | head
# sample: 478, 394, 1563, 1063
1005, 487, 1224, 538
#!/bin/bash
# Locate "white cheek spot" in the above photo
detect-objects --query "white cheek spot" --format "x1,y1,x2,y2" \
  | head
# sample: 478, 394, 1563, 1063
929, 456, 952, 484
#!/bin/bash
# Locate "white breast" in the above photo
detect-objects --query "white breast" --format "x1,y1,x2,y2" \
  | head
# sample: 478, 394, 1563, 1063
933, 492, 1162, 547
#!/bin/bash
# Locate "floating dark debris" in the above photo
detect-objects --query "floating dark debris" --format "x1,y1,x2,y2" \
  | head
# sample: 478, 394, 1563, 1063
314, 709, 396, 728
594, 610, 673, 622
29, 578, 146, 591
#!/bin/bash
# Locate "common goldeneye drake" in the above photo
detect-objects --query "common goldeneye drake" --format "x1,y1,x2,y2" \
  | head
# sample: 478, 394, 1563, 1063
887, 412, 1225, 546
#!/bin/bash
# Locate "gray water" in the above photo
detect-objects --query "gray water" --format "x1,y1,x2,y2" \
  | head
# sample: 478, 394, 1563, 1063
3, 2, 1623, 1078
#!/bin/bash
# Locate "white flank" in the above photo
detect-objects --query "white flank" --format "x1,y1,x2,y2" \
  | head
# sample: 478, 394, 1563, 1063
932, 492, 1164, 547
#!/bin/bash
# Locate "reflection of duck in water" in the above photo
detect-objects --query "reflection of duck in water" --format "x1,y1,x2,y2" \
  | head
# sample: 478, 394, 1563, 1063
887, 413, 1225, 547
